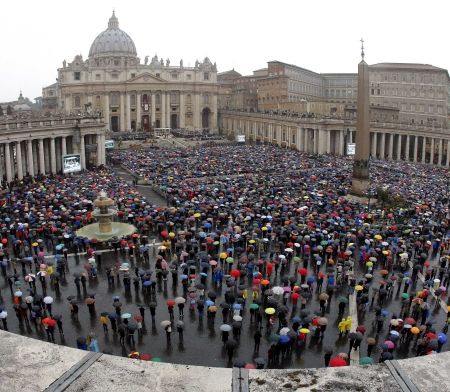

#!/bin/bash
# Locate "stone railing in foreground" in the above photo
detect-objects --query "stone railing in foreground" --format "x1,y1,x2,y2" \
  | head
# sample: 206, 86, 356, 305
1, 330, 449, 392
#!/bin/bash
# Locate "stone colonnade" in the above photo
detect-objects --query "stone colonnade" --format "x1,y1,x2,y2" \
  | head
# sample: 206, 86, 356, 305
222, 115, 450, 167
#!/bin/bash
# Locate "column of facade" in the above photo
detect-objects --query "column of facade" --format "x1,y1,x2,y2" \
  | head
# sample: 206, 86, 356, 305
313, 129, 319, 154
56, 138, 62, 173
32, 142, 38, 174
151, 93, 156, 128
438, 139, 443, 166
195, 94, 201, 129
80, 135, 86, 170
61, 136, 67, 158
97, 134, 103, 166
422, 137, 427, 163
405, 135, 410, 162
27, 139, 34, 177
179, 93, 185, 128
126, 93, 131, 130
38, 139, 45, 174
430, 138, 435, 165
120, 93, 125, 131
166, 92, 171, 128
4, 143, 12, 183
371, 132, 377, 158
104, 94, 110, 131
325, 129, 331, 153
0, 145, 4, 182
161, 92, 166, 128
50, 137, 56, 174
338, 130, 344, 155
211, 95, 218, 132
136, 93, 141, 130
16, 141, 23, 180
380, 133, 386, 159
396, 134, 402, 161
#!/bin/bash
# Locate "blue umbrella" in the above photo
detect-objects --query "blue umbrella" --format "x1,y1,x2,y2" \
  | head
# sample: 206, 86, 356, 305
108, 312, 117, 319
143, 280, 152, 287
279, 335, 290, 344
306, 276, 315, 284
181, 274, 188, 280
292, 316, 301, 323
200, 272, 208, 277
205, 300, 215, 307
381, 309, 389, 317
438, 333, 448, 344
232, 303, 242, 310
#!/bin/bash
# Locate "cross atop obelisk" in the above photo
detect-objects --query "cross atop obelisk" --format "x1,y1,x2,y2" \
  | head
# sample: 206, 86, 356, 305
351, 39, 370, 196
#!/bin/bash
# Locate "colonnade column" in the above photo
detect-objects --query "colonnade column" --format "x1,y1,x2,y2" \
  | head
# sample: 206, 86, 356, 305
179, 93, 185, 128
50, 137, 56, 174
326, 129, 331, 153
5, 143, 12, 183
39, 139, 45, 174
396, 135, 402, 160
313, 129, 319, 154
438, 139, 443, 166
380, 133, 386, 159
61, 136, 67, 158
371, 132, 377, 158
388, 134, 394, 160
430, 138, 435, 165
422, 137, 426, 164
126, 93, 131, 130
161, 92, 166, 128
413, 136, 418, 162
447, 140, 450, 167
405, 135, 410, 162
136, 93, 141, 130
27, 140, 34, 177
16, 141, 23, 180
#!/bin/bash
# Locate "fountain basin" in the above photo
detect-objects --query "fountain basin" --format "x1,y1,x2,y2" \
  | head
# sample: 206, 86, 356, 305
76, 222, 136, 241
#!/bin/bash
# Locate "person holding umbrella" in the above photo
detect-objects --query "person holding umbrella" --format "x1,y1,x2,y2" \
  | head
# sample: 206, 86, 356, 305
254, 328, 262, 353
70, 301, 79, 321
177, 320, 184, 344
100, 312, 109, 333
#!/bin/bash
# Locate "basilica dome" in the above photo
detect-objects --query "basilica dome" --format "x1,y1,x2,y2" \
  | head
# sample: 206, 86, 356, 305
88, 12, 137, 58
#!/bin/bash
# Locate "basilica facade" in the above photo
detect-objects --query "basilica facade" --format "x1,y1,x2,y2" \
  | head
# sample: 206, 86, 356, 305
43, 12, 219, 132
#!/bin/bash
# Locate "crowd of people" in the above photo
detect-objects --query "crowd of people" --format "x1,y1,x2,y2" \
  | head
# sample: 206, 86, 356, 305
0, 144, 449, 369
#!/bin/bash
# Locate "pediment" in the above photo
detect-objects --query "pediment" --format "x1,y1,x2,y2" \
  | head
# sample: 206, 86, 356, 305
126, 72, 166, 84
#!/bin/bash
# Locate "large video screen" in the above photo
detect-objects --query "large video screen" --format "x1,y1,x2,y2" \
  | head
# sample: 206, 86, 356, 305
62, 154, 82, 173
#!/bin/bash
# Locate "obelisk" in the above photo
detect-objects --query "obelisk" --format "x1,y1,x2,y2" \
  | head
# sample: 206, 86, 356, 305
351, 39, 370, 196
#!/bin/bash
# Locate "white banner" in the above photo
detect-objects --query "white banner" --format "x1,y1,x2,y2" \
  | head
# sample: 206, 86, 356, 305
347, 143, 356, 155
62, 154, 81, 173
236, 134, 245, 143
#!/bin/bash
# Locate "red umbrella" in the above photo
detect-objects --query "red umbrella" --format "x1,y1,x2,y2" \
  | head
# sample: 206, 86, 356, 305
230, 269, 241, 278
298, 268, 308, 276
404, 317, 416, 325
160, 231, 169, 238
140, 353, 152, 361
329, 357, 347, 367
291, 292, 300, 301
42, 318, 56, 327
166, 299, 176, 306
134, 314, 143, 322
244, 363, 256, 369
253, 278, 261, 285
356, 325, 366, 333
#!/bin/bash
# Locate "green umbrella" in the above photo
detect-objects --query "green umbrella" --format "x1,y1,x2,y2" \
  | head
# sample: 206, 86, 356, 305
401, 293, 409, 299
250, 303, 259, 310
338, 296, 349, 304
320, 240, 328, 246
359, 357, 374, 365
151, 357, 163, 362
226, 257, 234, 264
293, 256, 301, 264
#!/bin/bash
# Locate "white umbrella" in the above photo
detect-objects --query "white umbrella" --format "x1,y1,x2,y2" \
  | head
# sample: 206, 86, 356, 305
220, 324, 232, 332
160, 320, 171, 327
272, 286, 284, 296
284, 248, 294, 253
0, 311, 7, 319
233, 315, 243, 322
280, 327, 290, 336
44, 296, 54, 304
14, 290, 23, 297
25, 296, 34, 304
175, 297, 186, 304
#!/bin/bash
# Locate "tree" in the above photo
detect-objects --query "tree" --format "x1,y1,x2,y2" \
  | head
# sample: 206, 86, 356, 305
6, 105, 13, 115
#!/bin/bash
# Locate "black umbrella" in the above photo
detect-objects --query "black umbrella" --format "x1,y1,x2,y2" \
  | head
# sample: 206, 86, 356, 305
196, 299, 205, 306
232, 321, 242, 329
149, 302, 157, 308
113, 302, 123, 308
53, 314, 62, 320
236, 298, 245, 305
427, 340, 439, 350
277, 305, 289, 314
20, 303, 28, 310
101, 312, 109, 317
220, 303, 230, 309
233, 360, 245, 368
348, 332, 358, 340
196, 283, 205, 290
226, 340, 237, 350
299, 310, 310, 318
73, 273, 80, 278
208, 292, 217, 300
127, 322, 138, 332
254, 357, 266, 366
289, 276, 297, 284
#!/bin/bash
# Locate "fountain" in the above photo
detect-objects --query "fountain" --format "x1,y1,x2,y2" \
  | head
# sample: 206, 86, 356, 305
76, 190, 136, 241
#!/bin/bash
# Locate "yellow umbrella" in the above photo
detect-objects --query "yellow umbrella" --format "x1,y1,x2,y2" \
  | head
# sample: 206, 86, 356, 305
382, 250, 389, 255
193, 213, 201, 218
248, 240, 256, 244
410, 327, 420, 335
365, 261, 373, 268
300, 328, 310, 334
220, 252, 228, 259
355, 285, 364, 291
374, 234, 382, 240
169, 232, 175, 238
262, 227, 268, 231
265, 308, 276, 315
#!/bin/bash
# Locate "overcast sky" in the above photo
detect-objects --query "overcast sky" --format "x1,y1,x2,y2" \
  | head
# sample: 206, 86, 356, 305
1, 0, 449, 102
